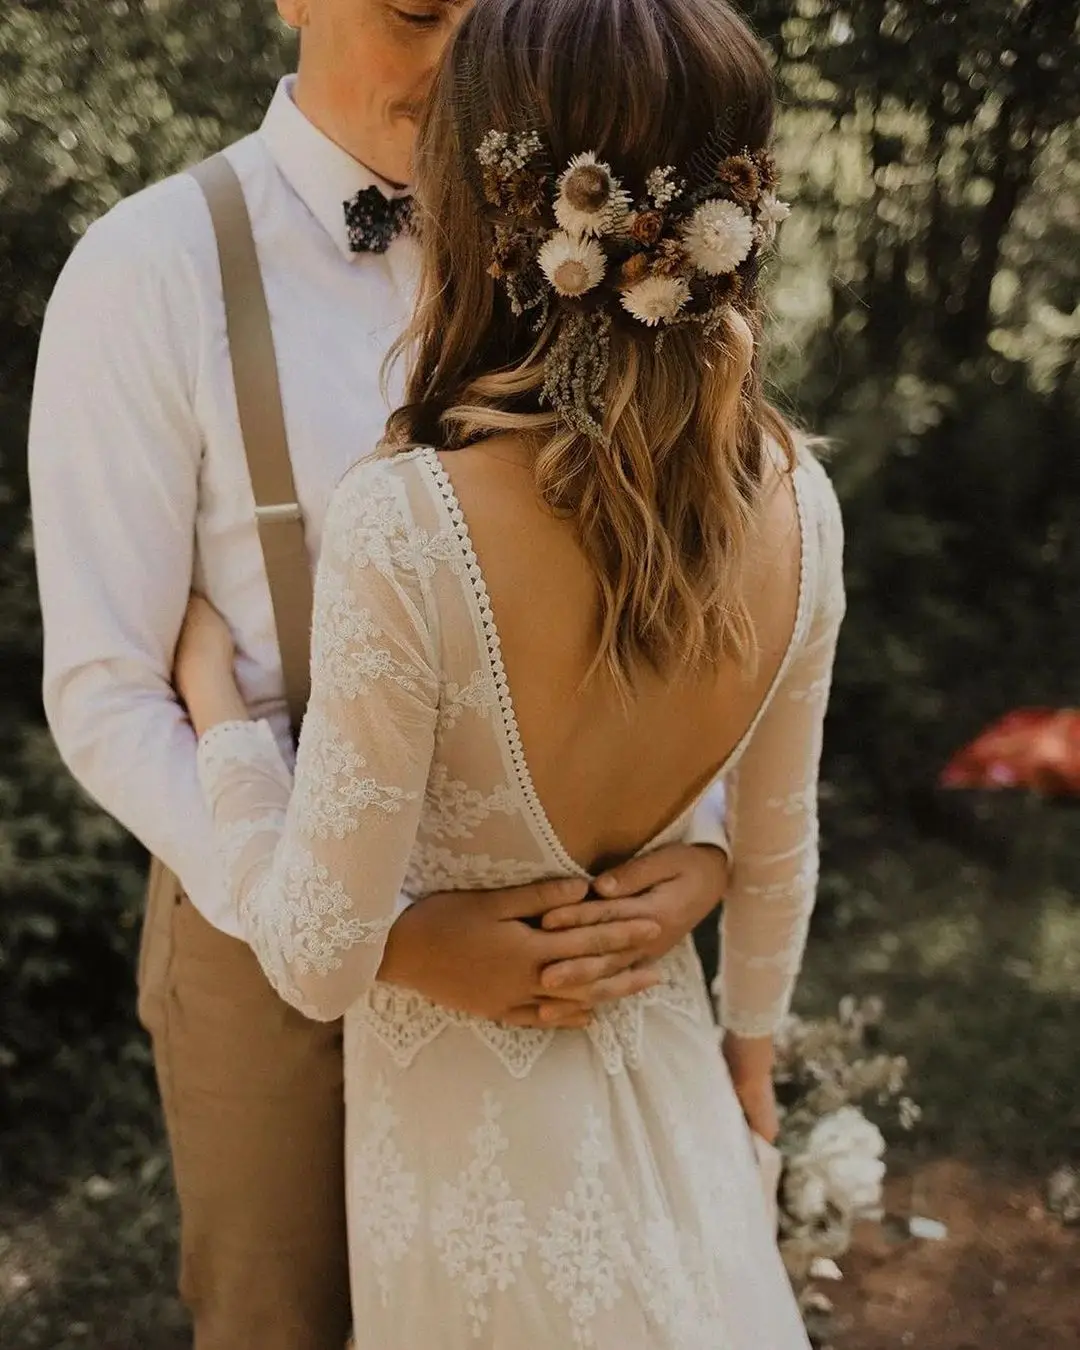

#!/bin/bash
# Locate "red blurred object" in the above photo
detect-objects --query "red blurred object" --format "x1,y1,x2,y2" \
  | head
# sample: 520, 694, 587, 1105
940, 708, 1080, 797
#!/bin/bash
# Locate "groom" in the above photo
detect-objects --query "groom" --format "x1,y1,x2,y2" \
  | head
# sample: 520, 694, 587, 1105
28, 2, 729, 1347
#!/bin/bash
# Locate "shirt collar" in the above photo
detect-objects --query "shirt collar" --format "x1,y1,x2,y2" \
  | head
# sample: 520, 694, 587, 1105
259, 76, 408, 260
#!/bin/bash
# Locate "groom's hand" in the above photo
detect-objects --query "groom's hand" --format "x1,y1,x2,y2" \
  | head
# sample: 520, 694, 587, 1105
376, 879, 664, 1028
536, 844, 728, 997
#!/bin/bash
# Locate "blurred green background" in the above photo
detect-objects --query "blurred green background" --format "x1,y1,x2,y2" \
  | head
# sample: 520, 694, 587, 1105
0, 2, 1078, 1346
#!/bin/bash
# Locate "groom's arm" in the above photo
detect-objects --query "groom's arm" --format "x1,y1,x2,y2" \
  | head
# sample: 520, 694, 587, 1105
29, 204, 227, 914
378, 841, 728, 1025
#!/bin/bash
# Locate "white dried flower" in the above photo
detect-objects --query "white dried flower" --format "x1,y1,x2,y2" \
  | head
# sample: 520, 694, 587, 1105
681, 198, 755, 275
537, 231, 606, 297
757, 191, 792, 242
620, 274, 691, 326
554, 152, 631, 237
784, 1106, 886, 1223
476, 129, 508, 168
476, 129, 543, 175
646, 164, 682, 209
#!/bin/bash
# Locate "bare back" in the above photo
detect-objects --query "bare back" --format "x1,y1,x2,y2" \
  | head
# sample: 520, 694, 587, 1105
440, 436, 804, 871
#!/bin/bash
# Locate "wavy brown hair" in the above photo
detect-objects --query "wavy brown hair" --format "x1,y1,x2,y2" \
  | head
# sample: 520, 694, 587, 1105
387, 0, 795, 691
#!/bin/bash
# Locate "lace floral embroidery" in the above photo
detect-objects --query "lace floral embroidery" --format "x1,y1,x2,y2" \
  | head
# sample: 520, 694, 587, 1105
350, 1076, 420, 1307
766, 783, 818, 815
294, 708, 414, 840
639, 1215, 723, 1349
404, 843, 546, 896
538, 1108, 633, 1346
313, 579, 423, 700
423, 764, 519, 841
325, 473, 407, 575
467, 1018, 555, 1080
243, 841, 394, 980
431, 1093, 531, 1336
357, 941, 704, 1077
358, 982, 556, 1077
438, 668, 499, 736
787, 671, 833, 705
361, 984, 454, 1066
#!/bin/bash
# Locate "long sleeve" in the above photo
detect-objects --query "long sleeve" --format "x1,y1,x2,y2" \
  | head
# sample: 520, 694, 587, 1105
718, 466, 845, 1037
27, 210, 229, 913
197, 464, 439, 1021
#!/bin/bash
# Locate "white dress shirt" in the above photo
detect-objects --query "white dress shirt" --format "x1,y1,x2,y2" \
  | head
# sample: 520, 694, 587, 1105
30, 76, 727, 937
31, 78, 418, 933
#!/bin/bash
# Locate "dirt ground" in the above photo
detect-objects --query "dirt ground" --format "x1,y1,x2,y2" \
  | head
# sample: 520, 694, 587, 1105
825, 1159, 1079, 1350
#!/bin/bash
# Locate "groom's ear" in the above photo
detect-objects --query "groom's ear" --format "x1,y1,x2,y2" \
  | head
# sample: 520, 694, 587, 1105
276, 0, 310, 28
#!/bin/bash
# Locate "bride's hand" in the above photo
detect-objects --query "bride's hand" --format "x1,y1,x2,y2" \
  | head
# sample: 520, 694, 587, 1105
730, 1073, 780, 1145
174, 594, 247, 736
722, 1032, 780, 1143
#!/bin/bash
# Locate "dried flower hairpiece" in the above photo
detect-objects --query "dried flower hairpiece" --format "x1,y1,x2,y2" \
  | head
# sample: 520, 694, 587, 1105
474, 128, 790, 439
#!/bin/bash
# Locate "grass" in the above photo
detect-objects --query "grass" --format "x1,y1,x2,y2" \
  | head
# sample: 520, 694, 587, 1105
801, 795, 1080, 1171
1, 802, 1077, 1348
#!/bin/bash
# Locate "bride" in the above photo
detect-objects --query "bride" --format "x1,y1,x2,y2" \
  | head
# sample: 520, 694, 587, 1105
175, 0, 843, 1343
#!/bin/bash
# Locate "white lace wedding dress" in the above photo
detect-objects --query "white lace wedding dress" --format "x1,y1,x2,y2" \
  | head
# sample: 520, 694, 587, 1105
197, 443, 844, 1349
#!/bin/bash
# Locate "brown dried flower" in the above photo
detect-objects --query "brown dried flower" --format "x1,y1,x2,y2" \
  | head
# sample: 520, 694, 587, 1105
491, 227, 533, 276
506, 169, 547, 218
619, 253, 651, 287
650, 239, 693, 278
481, 164, 506, 208
705, 269, 744, 308
753, 149, 779, 191
629, 209, 666, 246
716, 154, 761, 207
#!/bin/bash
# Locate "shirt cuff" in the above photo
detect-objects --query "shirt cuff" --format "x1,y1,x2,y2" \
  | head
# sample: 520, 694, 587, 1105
684, 777, 730, 861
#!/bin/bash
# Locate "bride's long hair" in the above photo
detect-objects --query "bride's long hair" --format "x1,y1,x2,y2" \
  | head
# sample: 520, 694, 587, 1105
387, 0, 795, 692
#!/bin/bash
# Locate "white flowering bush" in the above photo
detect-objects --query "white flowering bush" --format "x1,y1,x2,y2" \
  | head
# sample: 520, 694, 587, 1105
770, 997, 919, 1293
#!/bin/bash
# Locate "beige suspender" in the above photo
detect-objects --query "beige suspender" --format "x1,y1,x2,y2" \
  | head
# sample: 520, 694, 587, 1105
140, 155, 314, 920
189, 152, 313, 737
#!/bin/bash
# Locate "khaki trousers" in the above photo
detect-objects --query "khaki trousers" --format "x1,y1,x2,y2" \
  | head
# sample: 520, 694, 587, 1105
137, 862, 351, 1350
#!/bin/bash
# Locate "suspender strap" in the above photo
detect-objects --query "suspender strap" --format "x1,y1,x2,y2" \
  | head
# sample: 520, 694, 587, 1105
189, 153, 313, 738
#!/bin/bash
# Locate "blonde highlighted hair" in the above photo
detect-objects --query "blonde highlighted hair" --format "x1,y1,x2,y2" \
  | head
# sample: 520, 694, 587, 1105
387, 0, 795, 691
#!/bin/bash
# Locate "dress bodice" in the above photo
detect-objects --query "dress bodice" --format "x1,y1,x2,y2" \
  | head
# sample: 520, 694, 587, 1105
197, 443, 845, 1064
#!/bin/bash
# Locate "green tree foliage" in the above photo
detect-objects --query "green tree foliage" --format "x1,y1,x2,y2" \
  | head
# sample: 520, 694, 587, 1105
0, 1, 1078, 1114
748, 0, 1080, 801
0, 1, 292, 1120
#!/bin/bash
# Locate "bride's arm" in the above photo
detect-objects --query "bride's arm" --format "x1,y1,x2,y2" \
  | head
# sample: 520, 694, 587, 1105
188, 465, 440, 1022
719, 469, 845, 1109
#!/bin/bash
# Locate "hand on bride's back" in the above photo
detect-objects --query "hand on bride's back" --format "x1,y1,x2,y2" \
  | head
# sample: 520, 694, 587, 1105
174, 594, 238, 721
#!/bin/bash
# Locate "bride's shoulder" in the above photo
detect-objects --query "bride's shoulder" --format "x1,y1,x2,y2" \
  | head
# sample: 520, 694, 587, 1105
789, 437, 845, 621
758, 434, 844, 622
765, 433, 843, 552
793, 439, 843, 556
322, 448, 441, 563
330, 446, 436, 515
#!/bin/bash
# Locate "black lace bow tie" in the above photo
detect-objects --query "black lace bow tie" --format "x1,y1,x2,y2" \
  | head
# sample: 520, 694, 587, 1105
343, 186, 413, 254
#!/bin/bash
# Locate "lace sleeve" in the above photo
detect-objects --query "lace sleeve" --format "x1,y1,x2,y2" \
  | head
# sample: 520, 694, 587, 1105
718, 465, 845, 1038
197, 463, 439, 1021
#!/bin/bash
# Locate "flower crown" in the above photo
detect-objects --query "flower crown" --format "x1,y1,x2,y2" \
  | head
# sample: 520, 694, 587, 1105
474, 129, 789, 437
